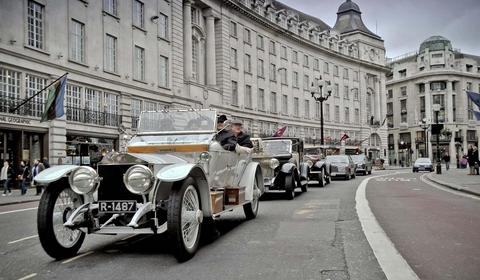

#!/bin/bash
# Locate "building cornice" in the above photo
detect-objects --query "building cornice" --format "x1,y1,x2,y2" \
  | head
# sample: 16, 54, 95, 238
224, 0, 389, 73
386, 70, 480, 86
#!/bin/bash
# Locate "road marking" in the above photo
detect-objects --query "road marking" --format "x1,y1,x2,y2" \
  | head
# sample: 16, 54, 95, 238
8, 234, 38, 244
0, 207, 37, 215
356, 173, 420, 280
420, 174, 480, 201
17, 273, 37, 280
61, 251, 94, 264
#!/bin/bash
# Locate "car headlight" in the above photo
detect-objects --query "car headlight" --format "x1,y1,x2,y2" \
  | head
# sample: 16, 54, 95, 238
269, 158, 280, 169
199, 152, 211, 162
69, 166, 99, 195
306, 160, 313, 168
123, 165, 154, 195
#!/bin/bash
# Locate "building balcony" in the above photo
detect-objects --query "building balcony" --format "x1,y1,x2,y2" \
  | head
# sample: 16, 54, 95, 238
66, 106, 121, 127
0, 96, 45, 118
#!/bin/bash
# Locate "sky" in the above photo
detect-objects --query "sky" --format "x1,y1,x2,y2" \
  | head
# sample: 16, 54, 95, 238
280, 0, 480, 58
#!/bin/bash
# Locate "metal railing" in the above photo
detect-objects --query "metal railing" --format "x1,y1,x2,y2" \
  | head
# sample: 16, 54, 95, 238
0, 96, 45, 118
66, 106, 121, 127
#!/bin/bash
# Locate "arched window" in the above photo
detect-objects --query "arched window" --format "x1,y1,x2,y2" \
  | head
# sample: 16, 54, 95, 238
192, 37, 199, 81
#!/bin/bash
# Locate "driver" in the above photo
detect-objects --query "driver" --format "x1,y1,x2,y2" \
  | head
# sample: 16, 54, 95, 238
229, 120, 253, 153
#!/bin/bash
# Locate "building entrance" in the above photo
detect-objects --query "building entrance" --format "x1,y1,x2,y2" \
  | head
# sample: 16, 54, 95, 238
0, 130, 45, 170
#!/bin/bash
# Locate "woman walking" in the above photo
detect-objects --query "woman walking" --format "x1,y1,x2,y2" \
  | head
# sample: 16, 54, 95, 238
18, 161, 30, 195
1, 161, 13, 196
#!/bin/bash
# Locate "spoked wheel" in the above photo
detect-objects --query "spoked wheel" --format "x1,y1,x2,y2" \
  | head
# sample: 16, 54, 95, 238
37, 183, 85, 260
244, 169, 261, 220
284, 175, 295, 200
168, 177, 202, 262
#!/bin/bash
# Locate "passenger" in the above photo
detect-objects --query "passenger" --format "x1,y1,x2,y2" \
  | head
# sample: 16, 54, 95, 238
230, 120, 253, 153
215, 115, 235, 150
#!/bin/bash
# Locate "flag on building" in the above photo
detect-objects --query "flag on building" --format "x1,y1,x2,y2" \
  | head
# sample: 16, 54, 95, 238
41, 75, 67, 122
340, 133, 349, 142
470, 110, 480, 121
466, 91, 480, 108
273, 126, 287, 137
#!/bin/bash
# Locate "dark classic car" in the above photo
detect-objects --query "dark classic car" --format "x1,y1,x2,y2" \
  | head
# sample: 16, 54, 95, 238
34, 109, 264, 262
325, 155, 356, 180
350, 154, 372, 175
258, 137, 309, 199
304, 147, 331, 187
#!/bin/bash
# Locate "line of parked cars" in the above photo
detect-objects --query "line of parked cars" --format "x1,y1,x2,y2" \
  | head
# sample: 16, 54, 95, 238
33, 109, 374, 263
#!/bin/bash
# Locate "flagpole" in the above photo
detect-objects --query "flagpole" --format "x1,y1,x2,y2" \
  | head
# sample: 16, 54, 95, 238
9, 72, 68, 114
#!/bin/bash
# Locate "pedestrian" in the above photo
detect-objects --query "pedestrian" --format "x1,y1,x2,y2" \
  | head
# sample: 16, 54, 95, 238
18, 160, 31, 195
467, 145, 475, 175
442, 153, 450, 171
1, 160, 13, 196
31, 159, 45, 195
42, 157, 50, 169
473, 146, 479, 175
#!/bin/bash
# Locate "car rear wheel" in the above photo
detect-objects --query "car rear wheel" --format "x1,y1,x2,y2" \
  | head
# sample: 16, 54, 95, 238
284, 175, 295, 200
244, 169, 261, 220
168, 177, 202, 262
37, 182, 85, 260
317, 172, 324, 188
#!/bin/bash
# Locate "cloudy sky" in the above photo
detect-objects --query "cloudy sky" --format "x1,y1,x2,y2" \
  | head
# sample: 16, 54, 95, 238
281, 0, 480, 58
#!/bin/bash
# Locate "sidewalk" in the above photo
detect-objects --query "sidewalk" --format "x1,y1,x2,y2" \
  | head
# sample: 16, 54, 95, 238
426, 167, 480, 197
0, 188, 41, 206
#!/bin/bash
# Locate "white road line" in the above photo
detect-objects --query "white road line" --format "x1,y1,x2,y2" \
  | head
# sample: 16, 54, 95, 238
61, 251, 95, 264
356, 173, 420, 280
420, 174, 480, 201
8, 234, 38, 244
0, 207, 37, 215
17, 273, 37, 280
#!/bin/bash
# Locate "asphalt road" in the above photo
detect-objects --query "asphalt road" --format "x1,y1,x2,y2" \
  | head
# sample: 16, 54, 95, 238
366, 172, 480, 280
0, 174, 385, 280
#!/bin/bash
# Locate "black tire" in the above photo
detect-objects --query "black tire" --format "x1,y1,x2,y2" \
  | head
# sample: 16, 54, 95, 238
244, 169, 261, 220
168, 177, 202, 262
284, 175, 295, 200
325, 174, 331, 185
299, 171, 308, 193
368, 169, 372, 175
37, 182, 85, 260
317, 172, 324, 188
352, 172, 356, 179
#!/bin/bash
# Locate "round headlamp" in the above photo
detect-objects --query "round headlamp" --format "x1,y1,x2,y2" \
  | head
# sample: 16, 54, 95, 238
306, 160, 314, 168
123, 165, 154, 195
199, 152, 211, 162
269, 158, 280, 169
69, 166, 99, 195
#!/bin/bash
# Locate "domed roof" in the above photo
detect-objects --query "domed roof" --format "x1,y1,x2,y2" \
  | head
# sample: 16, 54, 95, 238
337, 0, 361, 14
419, 36, 452, 53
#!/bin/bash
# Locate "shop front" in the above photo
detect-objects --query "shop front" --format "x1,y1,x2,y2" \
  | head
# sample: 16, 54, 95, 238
65, 135, 118, 167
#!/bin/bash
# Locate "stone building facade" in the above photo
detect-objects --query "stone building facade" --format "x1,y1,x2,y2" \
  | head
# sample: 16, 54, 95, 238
386, 36, 480, 166
0, 0, 388, 169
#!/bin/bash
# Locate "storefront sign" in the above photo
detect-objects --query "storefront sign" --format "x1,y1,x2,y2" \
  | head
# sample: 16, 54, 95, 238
0, 115, 31, 125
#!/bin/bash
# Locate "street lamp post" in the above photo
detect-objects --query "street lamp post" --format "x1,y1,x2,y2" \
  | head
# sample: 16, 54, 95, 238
433, 104, 442, 174
419, 118, 430, 158
309, 76, 332, 146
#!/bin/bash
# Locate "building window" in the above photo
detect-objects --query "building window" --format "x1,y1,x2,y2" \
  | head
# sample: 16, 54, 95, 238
430, 81, 446, 91
257, 35, 264, 50
230, 21, 237, 37
104, 34, 117, 73
400, 86, 407, 96
333, 65, 339, 76
192, 38, 199, 80
325, 104, 330, 121
294, 97, 299, 117
280, 68, 287, 85
303, 75, 309, 90
244, 28, 251, 44
231, 48, 238, 68
270, 63, 276, 81
257, 59, 264, 77
69, 20, 85, 63
387, 89, 393, 98
468, 98, 474, 120
303, 55, 309, 67
433, 94, 445, 121
131, 99, 142, 128
269, 41, 276, 55
314, 59, 319, 71
343, 68, 349, 79
191, 7, 200, 25
0, 68, 21, 101
344, 86, 349, 99
353, 71, 359, 81
335, 105, 340, 121
244, 54, 251, 73
293, 71, 299, 88
66, 84, 82, 121
258, 88, 265, 111
133, 0, 144, 28
292, 51, 298, 63
159, 55, 168, 88
419, 84, 425, 93
353, 88, 359, 100
333, 83, 339, 97
27, 1, 44, 49
400, 99, 407, 123
143, 100, 157, 111
344, 107, 350, 123
282, 94, 288, 114
158, 13, 168, 39
245, 85, 252, 108
324, 62, 329, 73
270, 92, 277, 113
134, 46, 145, 81
419, 96, 425, 120
103, 0, 118, 16
315, 102, 320, 119
280, 46, 287, 59
399, 69, 406, 78
355, 108, 360, 124
304, 100, 310, 118
103, 92, 119, 126
231, 81, 238, 106
25, 74, 47, 118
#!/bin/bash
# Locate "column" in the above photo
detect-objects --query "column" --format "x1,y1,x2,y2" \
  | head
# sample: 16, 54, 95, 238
374, 77, 381, 122
446, 80, 454, 123
424, 82, 433, 159
183, 0, 193, 81
205, 11, 217, 86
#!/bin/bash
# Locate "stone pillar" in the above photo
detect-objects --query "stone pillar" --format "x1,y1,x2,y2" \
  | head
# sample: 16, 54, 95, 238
374, 77, 381, 122
205, 11, 217, 86
449, 129, 456, 165
446, 80, 454, 123
183, 0, 193, 81
48, 118, 67, 166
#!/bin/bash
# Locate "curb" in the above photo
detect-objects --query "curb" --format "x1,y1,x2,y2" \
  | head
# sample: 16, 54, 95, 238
425, 173, 480, 197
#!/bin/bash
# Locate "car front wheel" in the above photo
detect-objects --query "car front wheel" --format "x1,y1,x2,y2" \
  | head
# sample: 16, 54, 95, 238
244, 169, 261, 219
37, 182, 86, 260
168, 177, 202, 262
317, 172, 324, 188
284, 175, 295, 200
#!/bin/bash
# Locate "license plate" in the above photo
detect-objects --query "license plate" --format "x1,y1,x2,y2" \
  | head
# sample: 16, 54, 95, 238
99, 201, 137, 213
419, 167, 425, 170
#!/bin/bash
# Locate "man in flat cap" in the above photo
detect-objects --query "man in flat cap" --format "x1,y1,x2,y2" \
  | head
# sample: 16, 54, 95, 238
228, 119, 253, 153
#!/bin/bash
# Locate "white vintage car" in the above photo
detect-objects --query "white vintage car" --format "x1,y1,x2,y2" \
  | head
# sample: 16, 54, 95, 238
35, 109, 263, 262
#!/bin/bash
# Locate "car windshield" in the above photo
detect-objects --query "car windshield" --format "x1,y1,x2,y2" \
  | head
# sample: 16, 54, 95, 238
326, 156, 349, 163
138, 110, 216, 133
263, 140, 292, 155
128, 134, 213, 146
305, 148, 319, 155
416, 158, 431, 164
350, 155, 365, 162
